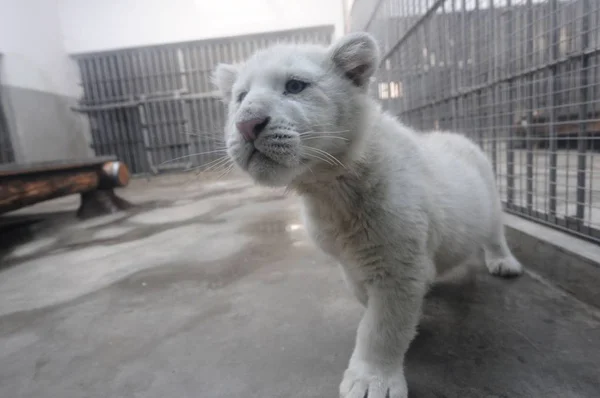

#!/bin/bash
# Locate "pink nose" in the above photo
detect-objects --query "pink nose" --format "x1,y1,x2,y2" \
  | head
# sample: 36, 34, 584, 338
236, 117, 269, 141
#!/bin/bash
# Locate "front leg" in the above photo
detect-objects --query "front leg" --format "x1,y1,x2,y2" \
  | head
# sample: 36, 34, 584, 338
340, 264, 368, 307
340, 259, 429, 398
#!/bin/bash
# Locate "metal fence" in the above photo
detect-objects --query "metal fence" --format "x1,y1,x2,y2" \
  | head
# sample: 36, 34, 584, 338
72, 25, 334, 175
0, 55, 16, 165
351, 0, 600, 243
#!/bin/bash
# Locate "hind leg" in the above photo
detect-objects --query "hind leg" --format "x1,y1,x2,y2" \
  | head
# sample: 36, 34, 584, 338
483, 223, 523, 277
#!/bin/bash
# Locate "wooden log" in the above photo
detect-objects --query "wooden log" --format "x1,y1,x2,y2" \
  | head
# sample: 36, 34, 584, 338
98, 161, 130, 189
0, 156, 117, 178
0, 170, 99, 214
0, 159, 133, 216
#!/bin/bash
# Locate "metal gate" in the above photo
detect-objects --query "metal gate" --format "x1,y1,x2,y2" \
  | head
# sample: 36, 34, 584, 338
73, 25, 334, 175
0, 55, 15, 165
351, 0, 600, 243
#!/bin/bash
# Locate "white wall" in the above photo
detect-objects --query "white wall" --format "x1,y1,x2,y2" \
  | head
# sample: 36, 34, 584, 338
0, 0, 79, 97
0, 0, 349, 92
59, 0, 346, 54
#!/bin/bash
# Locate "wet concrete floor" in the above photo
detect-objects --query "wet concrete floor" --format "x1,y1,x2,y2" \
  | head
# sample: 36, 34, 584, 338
0, 174, 599, 398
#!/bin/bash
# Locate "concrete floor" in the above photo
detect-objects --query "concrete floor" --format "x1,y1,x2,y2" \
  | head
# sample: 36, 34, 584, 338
1, 174, 599, 398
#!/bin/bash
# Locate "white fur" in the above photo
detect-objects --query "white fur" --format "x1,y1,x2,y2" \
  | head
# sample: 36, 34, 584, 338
214, 33, 523, 398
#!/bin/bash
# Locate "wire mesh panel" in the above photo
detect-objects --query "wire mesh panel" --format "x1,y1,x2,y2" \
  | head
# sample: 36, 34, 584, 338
73, 25, 334, 175
351, 0, 600, 243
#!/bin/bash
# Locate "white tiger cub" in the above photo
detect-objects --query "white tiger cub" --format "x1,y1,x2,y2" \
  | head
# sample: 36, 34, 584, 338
213, 32, 523, 398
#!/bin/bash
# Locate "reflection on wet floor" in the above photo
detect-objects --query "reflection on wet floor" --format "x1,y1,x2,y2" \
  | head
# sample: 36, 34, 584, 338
0, 180, 297, 267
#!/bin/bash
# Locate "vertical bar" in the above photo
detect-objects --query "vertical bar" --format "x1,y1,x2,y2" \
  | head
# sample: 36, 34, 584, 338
178, 48, 188, 92
506, 0, 515, 206
161, 101, 171, 167
167, 49, 181, 163
387, 0, 396, 116
97, 110, 109, 157
125, 52, 137, 98
548, 0, 559, 217
154, 48, 162, 94
162, 48, 171, 93
88, 111, 99, 156
490, 0, 498, 176
474, 0, 484, 147
147, 49, 157, 94
109, 109, 121, 162
100, 56, 111, 103
212, 41, 223, 157
91, 56, 102, 103
114, 108, 131, 170
197, 45, 210, 166
576, 0, 590, 225
138, 103, 155, 174
89, 57, 100, 104
107, 108, 118, 163
110, 55, 121, 102
459, 0, 468, 133
191, 44, 204, 166
109, 55, 119, 101
138, 50, 149, 96
158, 48, 167, 93
450, 1, 458, 132
169, 48, 178, 92
123, 107, 138, 174
154, 101, 164, 167
115, 53, 128, 101
526, 0, 534, 213
191, 45, 200, 94
147, 101, 157, 168
135, 51, 145, 97
79, 59, 91, 104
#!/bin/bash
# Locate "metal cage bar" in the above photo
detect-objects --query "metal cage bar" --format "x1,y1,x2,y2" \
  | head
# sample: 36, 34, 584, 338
0, 55, 15, 165
72, 25, 334, 175
352, 0, 600, 243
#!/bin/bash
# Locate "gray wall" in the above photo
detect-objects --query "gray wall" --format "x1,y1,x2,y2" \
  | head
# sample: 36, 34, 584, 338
0, 85, 91, 163
0, 0, 92, 165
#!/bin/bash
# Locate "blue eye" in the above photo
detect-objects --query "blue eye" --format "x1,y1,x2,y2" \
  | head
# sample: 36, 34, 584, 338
285, 79, 308, 94
237, 91, 247, 103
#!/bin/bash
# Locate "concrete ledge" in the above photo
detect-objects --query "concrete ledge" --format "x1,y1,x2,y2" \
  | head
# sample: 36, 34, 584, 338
504, 212, 600, 309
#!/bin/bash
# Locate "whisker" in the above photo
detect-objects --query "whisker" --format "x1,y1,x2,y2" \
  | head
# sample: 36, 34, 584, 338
301, 123, 343, 129
180, 128, 225, 136
182, 156, 229, 174
299, 130, 350, 136
203, 157, 233, 174
200, 155, 230, 168
303, 146, 347, 169
180, 132, 203, 137
183, 164, 210, 174
302, 150, 335, 166
301, 136, 349, 142
178, 129, 228, 142
217, 164, 235, 180
159, 149, 228, 166
211, 161, 235, 176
